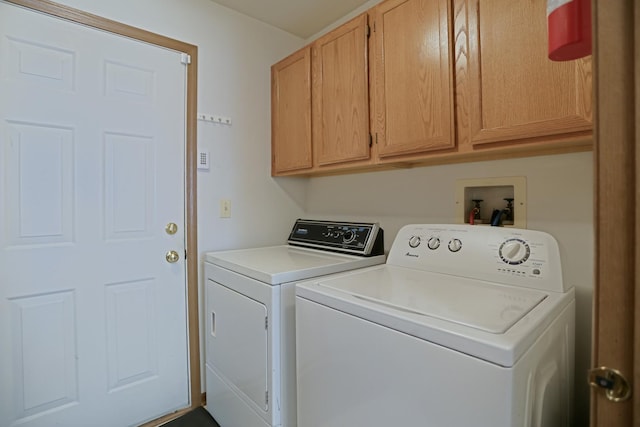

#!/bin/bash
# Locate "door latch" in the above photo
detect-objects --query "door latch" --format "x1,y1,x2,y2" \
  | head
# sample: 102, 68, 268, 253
588, 366, 632, 402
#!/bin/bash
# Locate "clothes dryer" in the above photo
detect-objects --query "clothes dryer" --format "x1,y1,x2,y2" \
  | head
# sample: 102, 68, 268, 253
204, 219, 385, 427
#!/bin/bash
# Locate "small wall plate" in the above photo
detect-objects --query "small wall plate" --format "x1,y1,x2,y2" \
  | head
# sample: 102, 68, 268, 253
198, 150, 210, 170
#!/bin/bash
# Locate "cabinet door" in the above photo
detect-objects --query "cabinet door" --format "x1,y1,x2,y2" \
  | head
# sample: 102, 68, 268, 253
313, 14, 371, 166
374, 0, 455, 158
458, 0, 592, 147
271, 47, 312, 175
207, 279, 269, 411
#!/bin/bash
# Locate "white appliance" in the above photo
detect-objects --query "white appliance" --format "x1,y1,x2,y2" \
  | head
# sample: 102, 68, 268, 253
296, 224, 575, 427
204, 219, 385, 427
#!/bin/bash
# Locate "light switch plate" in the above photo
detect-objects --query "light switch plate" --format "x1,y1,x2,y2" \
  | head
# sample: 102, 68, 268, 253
219, 199, 231, 218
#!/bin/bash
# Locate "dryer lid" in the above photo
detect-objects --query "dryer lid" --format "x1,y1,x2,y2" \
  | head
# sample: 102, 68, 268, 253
315, 266, 547, 334
205, 246, 385, 285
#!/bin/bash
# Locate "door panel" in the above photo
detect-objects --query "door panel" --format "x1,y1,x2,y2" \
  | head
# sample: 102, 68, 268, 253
5, 122, 74, 245
0, 3, 189, 426
374, 0, 455, 158
208, 280, 269, 411
271, 47, 313, 174
105, 279, 158, 391
462, 0, 592, 146
104, 133, 155, 240
312, 14, 370, 166
9, 291, 78, 420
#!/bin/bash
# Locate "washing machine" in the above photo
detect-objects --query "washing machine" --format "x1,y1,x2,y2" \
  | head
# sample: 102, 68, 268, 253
204, 219, 385, 427
296, 224, 575, 427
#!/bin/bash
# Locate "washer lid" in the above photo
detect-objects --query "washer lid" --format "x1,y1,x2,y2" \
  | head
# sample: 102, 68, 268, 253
315, 266, 547, 334
205, 246, 385, 285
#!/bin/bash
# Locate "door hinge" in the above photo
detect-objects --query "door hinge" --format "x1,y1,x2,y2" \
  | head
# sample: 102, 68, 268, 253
184, 250, 187, 260
366, 24, 371, 38
180, 53, 191, 65
265, 391, 269, 405
265, 316, 268, 330
369, 133, 373, 147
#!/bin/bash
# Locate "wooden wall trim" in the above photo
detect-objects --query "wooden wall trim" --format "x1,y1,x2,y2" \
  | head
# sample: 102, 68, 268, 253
4, 0, 202, 417
635, 0, 640, 422
591, 0, 636, 425
7, 0, 194, 53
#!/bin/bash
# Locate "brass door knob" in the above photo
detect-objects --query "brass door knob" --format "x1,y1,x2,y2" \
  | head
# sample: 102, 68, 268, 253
166, 250, 180, 263
166, 223, 178, 235
589, 366, 632, 402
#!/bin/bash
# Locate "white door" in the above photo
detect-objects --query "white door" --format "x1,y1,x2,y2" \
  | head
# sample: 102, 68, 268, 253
0, 3, 190, 427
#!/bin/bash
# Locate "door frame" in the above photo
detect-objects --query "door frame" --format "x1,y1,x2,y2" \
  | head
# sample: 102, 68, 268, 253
3, 0, 201, 423
592, 0, 638, 425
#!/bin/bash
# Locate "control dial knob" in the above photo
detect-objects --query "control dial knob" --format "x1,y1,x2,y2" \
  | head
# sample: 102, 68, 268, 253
448, 238, 462, 252
408, 236, 421, 248
499, 238, 531, 265
427, 237, 440, 250
342, 230, 356, 244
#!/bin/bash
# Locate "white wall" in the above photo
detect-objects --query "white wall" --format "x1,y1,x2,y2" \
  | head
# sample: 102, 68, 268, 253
304, 151, 594, 426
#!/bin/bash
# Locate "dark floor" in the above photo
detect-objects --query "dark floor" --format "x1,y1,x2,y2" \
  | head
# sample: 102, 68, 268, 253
162, 407, 220, 427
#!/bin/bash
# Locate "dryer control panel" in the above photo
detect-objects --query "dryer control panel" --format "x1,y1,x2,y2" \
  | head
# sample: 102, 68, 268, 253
386, 224, 566, 293
288, 219, 384, 257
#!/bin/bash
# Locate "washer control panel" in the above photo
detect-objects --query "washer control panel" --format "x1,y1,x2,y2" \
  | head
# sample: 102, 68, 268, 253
387, 224, 566, 292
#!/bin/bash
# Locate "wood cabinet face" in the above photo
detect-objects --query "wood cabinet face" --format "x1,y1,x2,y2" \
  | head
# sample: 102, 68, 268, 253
374, 0, 455, 158
458, 0, 592, 147
270, 0, 593, 177
271, 47, 312, 174
312, 14, 371, 167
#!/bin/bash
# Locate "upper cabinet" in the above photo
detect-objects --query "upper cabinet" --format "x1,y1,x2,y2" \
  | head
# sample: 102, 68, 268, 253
270, 0, 593, 177
373, 0, 455, 160
271, 47, 312, 174
455, 0, 592, 150
313, 14, 371, 168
